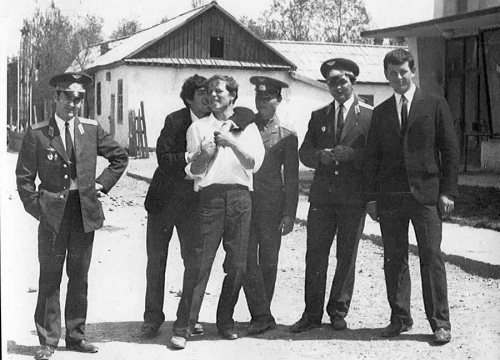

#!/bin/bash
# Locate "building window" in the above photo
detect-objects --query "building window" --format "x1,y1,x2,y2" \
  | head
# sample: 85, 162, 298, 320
117, 79, 123, 124
358, 95, 374, 106
96, 82, 101, 116
106, 72, 111, 81
210, 37, 224, 58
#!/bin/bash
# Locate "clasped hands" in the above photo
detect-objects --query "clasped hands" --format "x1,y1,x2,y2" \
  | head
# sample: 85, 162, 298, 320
319, 145, 354, 164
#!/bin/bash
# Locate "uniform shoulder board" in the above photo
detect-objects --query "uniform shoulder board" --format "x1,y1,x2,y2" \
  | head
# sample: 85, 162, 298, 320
79, 118, 98, 126
358, 101, 374, 110
279, 123, 297, 136
31, 120, 50, 130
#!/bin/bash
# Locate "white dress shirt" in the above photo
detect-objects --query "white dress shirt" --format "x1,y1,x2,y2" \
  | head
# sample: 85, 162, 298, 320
394, 83, 416, 126
334, 95, 355, 135
185, 113, 265, 192
54, 114, 78, 189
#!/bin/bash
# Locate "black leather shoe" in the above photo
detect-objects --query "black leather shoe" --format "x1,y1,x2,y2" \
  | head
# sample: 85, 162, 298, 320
381, 322, 412, 338
218, 329, 238, 340
192, 323, 204, 335
290, 317, 321, 333
140, 321, 159, 339
247, 319, 277, 335
34, 345, 55, 360
66, 340, 99, 353
434, 328, 451, 344
331, 316, 347, 331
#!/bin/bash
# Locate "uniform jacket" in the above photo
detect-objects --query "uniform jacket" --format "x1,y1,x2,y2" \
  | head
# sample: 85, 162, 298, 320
363, 88, 459, 205
299, 95, 372, 205
16, 117, 129, 233
252, 114, 299, 217
144, 106, 256, 214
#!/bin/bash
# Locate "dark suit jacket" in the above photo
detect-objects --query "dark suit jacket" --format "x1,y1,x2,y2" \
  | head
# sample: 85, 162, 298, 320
252, 115, 299, 217
16, 117, 129, 233
144, 107, 195, 214
144, 106, 256, 214
363, 88, 459, 205
299, 95, 373, 205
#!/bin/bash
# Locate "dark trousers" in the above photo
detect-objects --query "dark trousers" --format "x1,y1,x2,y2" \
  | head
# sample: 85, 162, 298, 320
378, 195, 450, 331
243, 210, 282, 321
35, 191, 94, 348
303, 203, 365, 323
144, 197, 197, 327
174, 184, 251, 336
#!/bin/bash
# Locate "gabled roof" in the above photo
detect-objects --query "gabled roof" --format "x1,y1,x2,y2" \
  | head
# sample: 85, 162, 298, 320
69, 1, 294, 73
267, 40, 401, 84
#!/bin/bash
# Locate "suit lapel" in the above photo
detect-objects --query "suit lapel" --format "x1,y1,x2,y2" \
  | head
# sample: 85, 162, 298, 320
406, 88, 423, 132
388, 95, 401, 132
48, 117, 69, 162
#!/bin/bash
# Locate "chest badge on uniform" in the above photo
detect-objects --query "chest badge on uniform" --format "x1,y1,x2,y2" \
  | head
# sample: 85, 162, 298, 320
321, 126, 326, 132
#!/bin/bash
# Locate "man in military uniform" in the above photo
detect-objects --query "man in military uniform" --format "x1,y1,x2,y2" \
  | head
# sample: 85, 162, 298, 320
243, 76, 299, 335
16, 72, 129, 360
291, 59, 372, 332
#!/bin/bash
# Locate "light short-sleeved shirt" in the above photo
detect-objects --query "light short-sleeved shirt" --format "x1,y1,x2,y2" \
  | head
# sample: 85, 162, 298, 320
185, 113, 265, 192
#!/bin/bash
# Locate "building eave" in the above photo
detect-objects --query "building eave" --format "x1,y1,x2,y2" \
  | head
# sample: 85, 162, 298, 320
362, 6, 500, 39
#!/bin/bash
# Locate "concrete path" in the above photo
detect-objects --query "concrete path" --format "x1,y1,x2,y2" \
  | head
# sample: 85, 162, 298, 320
127, 154, 500, 273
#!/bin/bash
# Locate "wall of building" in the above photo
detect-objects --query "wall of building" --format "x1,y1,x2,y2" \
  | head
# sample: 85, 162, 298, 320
416, 37, 447, 97
436, 0, 499, 17
94, 65, 391, 150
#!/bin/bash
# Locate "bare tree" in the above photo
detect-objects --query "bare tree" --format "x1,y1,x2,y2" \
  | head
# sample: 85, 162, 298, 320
71, 14, 104, 71
263, 0, 317, 41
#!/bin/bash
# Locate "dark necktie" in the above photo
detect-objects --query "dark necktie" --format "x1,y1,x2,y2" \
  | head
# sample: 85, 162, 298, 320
65, 122, 77, 179
401, 95, 408, 135
336, 104, 344, 144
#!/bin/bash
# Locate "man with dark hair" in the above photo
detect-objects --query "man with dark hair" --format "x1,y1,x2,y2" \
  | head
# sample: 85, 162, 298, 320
16, 72, 128, 359
243, 76, 299, 335
364, 48, 459, 343
169, 75, 265, 349
141, 74, 210, 338
291, 58, 372, 333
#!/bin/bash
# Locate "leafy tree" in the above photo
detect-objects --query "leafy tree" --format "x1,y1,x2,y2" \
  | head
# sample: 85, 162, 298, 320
191, 0, 209, 8
316, 0, 371, 43
239, 15, 279, 40
110, 18, 142, 40
245, 0, 372, 43
26, 2, 75, 106
263, 0, 317, 41
17, 1, 104, 123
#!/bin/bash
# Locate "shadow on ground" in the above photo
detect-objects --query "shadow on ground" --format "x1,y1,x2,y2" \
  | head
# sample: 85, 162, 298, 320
362, 234, 500, 279
6, 321, 436, 355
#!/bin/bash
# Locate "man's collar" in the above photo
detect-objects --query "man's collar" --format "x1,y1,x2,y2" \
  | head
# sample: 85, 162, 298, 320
394, 83, 416, 103
335, 95, 355, 112
54, 114, 75, 128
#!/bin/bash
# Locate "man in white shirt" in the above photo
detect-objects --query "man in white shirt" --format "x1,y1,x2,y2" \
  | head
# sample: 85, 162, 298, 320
170, 75, 264, 349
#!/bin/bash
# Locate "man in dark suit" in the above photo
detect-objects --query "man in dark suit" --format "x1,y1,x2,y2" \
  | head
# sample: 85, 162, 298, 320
243, 76, 299, 335
16, 72, 129, 360
364, 48, 459, 344
141, 74, 210, 338
291, 59, 372, 332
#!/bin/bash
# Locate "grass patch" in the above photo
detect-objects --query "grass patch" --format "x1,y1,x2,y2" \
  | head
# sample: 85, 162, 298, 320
298, 172, 500, 232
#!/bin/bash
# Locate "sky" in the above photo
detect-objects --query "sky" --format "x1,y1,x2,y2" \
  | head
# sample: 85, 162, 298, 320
1, 0, 434, 58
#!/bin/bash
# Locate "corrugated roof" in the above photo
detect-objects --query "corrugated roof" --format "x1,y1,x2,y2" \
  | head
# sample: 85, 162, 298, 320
266, 40, 402, 83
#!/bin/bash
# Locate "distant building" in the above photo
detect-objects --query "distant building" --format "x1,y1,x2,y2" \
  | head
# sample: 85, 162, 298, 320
362, 0, 500, 172
69, 1, 398, 148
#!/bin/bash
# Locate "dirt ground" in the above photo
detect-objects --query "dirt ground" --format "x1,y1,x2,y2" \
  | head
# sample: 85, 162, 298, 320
3, 152, 500, 360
